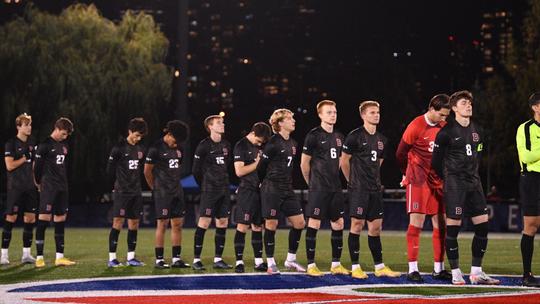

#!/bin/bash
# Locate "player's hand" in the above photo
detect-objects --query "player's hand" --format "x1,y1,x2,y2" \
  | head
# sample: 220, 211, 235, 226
254, 153, 261, 163
23, 151, 32, 161
36, 184, 41, 192
399, 175, 406, 188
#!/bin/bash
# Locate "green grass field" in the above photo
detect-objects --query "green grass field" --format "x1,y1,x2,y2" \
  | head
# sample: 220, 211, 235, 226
0, 228, 536, 285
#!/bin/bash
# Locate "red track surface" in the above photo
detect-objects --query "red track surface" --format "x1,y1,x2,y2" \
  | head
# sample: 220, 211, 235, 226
29, 292, 539, 304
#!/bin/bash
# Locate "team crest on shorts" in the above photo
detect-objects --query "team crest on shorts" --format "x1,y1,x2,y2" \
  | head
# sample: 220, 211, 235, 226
162, 209, 169, 216
205, 208, 212, 216
413, 202, 419, 210
119, 209, 125, 216
455, 207, 462, 215
356, 207, 363, 215
472, 133, 479, 142
313, 208, 320, 216
378, 141, 384, 150
46, 204, 52, 212
13, 206, 19, 213
270, 209, 277, 217
244, 214, 250, 221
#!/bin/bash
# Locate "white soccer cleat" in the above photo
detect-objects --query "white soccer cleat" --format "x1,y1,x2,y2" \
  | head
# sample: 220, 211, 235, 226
0, 255, 9, 265
469, 272, 500, 285
284, 260, 306, 272
452, 269, 466, 285
21, 255, 36, 264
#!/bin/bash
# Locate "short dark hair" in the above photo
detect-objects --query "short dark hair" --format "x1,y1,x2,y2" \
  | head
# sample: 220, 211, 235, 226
428, 94, 450, 111
55, 117, 74, 135
204, 115, 223, 133
251, 122, 271, 142
128, 117, 148, 135
528, 92, 540, 107
449, 90, 473, 107
165, 120, 189, 143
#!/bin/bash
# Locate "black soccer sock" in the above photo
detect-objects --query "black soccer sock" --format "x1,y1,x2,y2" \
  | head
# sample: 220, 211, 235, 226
172, 246, 181, 259
23, 222, 34, 248
264, 229, 276, 258
54, 221, 65, 254
446, 225, 461, 269
36, 220, 48, 256
331, 229, 344, 262
194, 226, 206, 259
305, 227, 318, 264
2, 221, 13, 249
348, 232, 360, 264
471, 222, 489, 267
215, 227, 226, 258
127, 229, 137, 252
521, 233, 535, 274
109, 228, 120, 253
251, 230, 263, 259
368, 235, 383, 265
234, 230, 246, 261
155, 247, 164, 260
288, 228, 302, 254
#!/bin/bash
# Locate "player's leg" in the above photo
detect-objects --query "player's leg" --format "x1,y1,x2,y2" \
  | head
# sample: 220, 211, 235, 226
305, 191, 324, 276
250, 192, 266, 271
283, 192, 306, 272
431, 211, 451, 279
21, 211, 36, 264
54, 191, 75, 266
1, 190, 22, 265
262, 191, 280, 274
192, 191, 214, 270
520, 173, 540, 286
154, 218, 170, 269
348, 191, 367, 278
328, 192, 348, 275
233, 188, 251, 272
35, 209, 52, 268
108, 192, 125, 267
125, 194, 143, 266
213, 192, 232, 269
170, 216, 189, 268
405, 184, 426, 281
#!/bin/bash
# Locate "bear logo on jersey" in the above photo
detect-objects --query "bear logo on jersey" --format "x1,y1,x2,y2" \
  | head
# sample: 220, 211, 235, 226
377, 141, 384, 150
176, 150, 182, 158
292, 146, 297, 155
472, 133, 479, 142
138, 152, 143, 160
223, 148, 228, 156
62, 146, 68, 155
336, 138, 342, 147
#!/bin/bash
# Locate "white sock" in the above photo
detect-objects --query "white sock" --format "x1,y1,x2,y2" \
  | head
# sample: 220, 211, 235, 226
374, 263, 385, 271
23, 247, 31, 256
56, 252, 64, 260
236, 260, 244, 266
193, 258, 201, 263
267, 257, 276, 266
155, 259, 164, 264
351, 264, 360, 271
127, 251, 135, 261
408, 261, 419, 273
172, 257, 180, 263
331, 261, 341, 268
1, 249, 8, 257
109, 252, 117, 261
451, 268, 462, 277
470, 266, 482, 275
37, 255, 44, 260
307, 263, 316, 269
286, 252, 296, 262
254, 258, 263, 266
434, 262, 443, 273
214, 257, 222, 263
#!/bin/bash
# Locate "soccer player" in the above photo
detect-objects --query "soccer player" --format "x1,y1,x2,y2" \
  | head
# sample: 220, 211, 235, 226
33, 117, 75, 268
340, 101, 400, 279
232, 122, 272, 273
2, 113, 38, 265
106, 118, 147, 268
431, 90, 500, 285
395, 94, 452, 282
257, 108, 306, 275
144, 120, 190, 269
191, 115, 233, 270
516, 92, 540, 287
300, 100, 349, 277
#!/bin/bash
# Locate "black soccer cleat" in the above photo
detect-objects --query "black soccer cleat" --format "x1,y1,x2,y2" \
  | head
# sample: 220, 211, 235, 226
235, 263, 245, 273
254, 262, 268, 272
523, 273, 540, 287
432, 270, 452, 280
154, 260, 170, 269
406, 271, 424, 283
213, 260, 233, 269
192, 261, 206, 271
171, 259, 190, 268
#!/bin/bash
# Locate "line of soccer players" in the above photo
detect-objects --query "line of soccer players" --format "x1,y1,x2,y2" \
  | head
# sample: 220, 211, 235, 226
3, 90, 540, 287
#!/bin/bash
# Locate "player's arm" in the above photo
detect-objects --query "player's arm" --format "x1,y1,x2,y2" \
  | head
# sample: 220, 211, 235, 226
339, 152, 352, 182
105, 145, 120, 187
256, 141, 275, 182
192, 141, 207, 187
143, 146, 157, 190
234, 146, 260, 177
431, 129, 450, 179
516, 124, 540, 164
300, 133, 316, 186
33, 142, 49, 186
396, 122, 418, 174
4, 141, 28, 171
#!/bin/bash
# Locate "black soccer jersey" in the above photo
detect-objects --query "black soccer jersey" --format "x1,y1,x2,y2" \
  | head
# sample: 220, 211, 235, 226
257, 133, 298, 191
302, 126, 344, 191
34, 137, 69, 191
106, 138, 145, 193
4, 137, 35, 191
432, 120, 483, 190
145, 139, 184, 196
192, 137, 231, 192
342, 127, 387, 192
233, 137, 260, 191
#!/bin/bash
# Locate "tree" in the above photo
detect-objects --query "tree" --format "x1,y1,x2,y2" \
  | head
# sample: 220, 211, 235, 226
480, 0, 540, 196
0, 4, 173, 199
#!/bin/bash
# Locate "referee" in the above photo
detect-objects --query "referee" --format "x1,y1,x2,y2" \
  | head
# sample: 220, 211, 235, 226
516, 92, 540, 287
